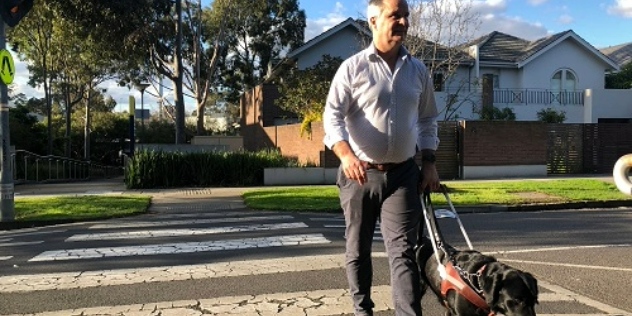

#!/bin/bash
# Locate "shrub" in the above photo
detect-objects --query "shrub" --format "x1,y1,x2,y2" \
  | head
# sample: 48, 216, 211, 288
125, 149, 298, 189
537, 108, 566, 123
478, 106, 516, 121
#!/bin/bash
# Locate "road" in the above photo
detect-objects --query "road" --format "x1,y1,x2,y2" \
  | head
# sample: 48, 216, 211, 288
0, 179, 630, 315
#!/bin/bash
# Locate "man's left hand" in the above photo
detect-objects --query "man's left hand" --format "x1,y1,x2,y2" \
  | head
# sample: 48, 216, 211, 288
419, 163, 440, 193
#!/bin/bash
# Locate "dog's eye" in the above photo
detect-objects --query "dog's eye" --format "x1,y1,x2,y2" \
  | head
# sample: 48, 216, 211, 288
505, 299, 521, 310
506, 300, 516, 309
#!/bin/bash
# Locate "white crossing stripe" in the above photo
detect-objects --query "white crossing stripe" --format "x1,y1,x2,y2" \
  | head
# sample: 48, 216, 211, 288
0, 229, 67, 238
327, 224, 383, 241
28, 234, 331, 262
309, 217, 344, 221
3, 253, 346, 293
0, 241, 44, 247
89, 215, 295, 229
67, 222, 308, 241
0, 256, 11, 261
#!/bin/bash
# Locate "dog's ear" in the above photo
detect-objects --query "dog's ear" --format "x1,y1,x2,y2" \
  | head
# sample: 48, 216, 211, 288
520, 271, 539, 303
482, 268, 504, 307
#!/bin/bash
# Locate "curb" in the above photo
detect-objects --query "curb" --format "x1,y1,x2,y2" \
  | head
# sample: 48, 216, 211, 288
450, 199, 632, 214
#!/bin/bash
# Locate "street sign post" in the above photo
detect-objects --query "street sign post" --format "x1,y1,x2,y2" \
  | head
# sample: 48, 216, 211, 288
0, 1, 33, 222
0, 20, 14, 222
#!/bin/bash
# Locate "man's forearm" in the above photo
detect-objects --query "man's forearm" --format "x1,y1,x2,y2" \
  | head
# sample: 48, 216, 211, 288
332, 141, 355, 160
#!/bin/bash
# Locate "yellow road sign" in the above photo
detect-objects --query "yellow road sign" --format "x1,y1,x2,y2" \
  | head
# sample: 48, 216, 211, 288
0, 50, 15, 85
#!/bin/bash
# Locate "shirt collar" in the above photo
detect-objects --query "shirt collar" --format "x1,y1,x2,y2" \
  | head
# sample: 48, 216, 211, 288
365, 44, 411, 61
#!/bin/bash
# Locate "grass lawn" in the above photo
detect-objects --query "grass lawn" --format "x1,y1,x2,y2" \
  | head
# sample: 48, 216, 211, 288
242, 179, 632, 212
14, 195, 151, 222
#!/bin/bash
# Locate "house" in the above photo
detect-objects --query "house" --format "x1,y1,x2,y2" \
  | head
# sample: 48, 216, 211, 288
445, 30, 623, 123
263, 18, 631, 124
239, 18, 632, 180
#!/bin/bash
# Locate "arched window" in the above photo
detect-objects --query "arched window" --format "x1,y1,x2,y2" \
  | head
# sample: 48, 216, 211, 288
551, 69, 577, 91
550, 69, 578, 104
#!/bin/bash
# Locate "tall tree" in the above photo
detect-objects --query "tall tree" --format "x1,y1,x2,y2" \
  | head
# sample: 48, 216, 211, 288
48, 0, 185, 142
185, 0, 234, 136
217, 0, 306, 103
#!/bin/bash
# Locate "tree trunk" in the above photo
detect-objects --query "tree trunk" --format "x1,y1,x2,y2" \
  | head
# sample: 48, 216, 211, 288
64, 89, 71, 158
44, 79, 53, 156
174, 0, 186, 144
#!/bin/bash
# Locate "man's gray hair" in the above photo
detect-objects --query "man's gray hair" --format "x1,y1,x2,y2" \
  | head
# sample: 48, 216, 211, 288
367, 0, 383, 21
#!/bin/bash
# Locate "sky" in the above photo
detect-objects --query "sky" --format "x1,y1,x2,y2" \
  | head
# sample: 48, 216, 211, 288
10, 0, 632, 114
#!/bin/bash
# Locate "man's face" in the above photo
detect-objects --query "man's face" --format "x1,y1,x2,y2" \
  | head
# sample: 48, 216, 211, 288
371, 0, 409, 47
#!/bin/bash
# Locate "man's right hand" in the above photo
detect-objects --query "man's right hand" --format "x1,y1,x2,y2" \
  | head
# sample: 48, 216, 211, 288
332, 141, 367, 185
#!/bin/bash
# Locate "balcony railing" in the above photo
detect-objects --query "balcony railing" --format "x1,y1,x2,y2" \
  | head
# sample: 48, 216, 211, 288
11, 150, 124, 183
494, 89, 584, 105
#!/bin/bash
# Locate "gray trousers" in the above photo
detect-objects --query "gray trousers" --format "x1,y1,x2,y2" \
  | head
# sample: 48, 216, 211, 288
337, 159, 423, 316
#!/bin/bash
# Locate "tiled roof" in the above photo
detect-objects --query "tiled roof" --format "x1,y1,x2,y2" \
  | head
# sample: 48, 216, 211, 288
465, 30, 617, 70
600, 42, 632, 67
468, 31, 530, 62
519, 30, 572, 62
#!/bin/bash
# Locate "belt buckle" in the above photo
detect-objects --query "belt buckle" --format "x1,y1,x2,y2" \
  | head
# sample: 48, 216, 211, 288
368, 162, 392, 171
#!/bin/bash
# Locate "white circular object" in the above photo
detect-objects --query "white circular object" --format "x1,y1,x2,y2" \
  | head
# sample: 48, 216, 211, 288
613, 154, 632, 196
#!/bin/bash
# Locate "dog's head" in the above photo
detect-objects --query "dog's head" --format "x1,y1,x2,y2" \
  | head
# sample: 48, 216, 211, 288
482, 265, 539, 316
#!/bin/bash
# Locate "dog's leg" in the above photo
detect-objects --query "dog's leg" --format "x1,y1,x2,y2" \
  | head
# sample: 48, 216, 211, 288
416, 237, 434, 298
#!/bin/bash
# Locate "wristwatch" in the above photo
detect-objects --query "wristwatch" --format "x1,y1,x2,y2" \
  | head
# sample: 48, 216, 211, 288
421, 153, 436, 163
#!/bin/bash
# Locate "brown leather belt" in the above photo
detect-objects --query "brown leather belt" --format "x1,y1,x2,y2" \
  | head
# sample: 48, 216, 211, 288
365, 159, 409, 172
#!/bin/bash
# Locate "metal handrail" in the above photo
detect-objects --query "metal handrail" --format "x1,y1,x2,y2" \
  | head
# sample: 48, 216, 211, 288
11, 150, 124, 183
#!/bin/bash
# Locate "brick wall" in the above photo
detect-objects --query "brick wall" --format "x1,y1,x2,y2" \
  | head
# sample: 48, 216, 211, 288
261, 122, 327, 166
240, 85, 582, 175
461, 121, 547, 166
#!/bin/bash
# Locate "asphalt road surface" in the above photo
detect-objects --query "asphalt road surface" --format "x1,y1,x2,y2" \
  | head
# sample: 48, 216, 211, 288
0, 180, 631, 315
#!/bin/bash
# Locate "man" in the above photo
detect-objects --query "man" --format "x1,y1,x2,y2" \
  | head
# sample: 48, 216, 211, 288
322, 0, 440, 315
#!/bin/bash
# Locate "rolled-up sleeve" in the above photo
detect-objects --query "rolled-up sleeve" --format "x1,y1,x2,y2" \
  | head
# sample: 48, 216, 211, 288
323, 63, 351, 150
417, 70, 440, 151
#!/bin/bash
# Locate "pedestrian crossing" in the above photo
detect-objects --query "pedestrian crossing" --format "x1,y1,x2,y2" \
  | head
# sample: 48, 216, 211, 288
0, 212, 630, 315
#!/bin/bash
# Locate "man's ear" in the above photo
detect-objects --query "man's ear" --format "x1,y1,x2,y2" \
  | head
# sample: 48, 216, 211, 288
369, 16, 376, 29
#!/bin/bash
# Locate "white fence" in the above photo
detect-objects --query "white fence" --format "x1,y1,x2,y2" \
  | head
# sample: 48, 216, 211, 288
435, 88, 632, 123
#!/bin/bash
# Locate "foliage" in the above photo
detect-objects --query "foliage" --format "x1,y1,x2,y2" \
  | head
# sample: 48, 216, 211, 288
215, 0, 306, 103
125, 149, 298, 189
605, 62, 632, 89
276, 55, 343, 136
478, 106, 516, 121
537, 108, 566, 123
9, 106, 47, 155
137, 120, 177, 144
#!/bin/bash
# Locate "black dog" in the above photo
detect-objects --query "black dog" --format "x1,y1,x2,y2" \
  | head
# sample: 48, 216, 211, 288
416, 237, 539, 316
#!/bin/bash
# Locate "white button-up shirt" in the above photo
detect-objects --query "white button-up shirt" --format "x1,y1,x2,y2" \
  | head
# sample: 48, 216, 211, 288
323, 45, 440, 164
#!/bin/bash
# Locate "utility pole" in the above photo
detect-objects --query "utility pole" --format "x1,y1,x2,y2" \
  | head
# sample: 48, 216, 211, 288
0, 19, 13, 222
128, 96, 135, 157
135, 83, 150, 143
